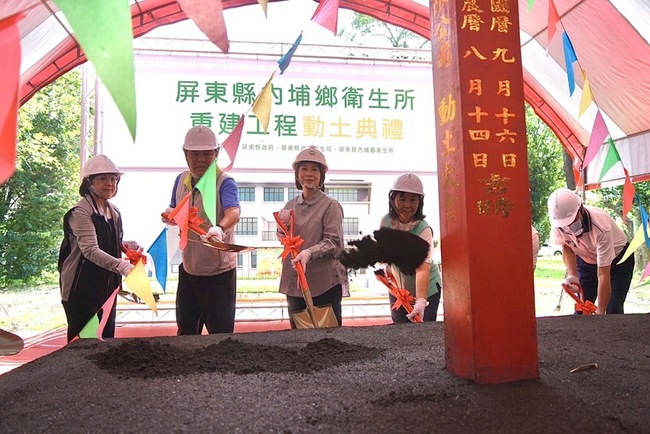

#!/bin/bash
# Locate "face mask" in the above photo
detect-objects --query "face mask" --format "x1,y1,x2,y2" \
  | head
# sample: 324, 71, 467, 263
567, 219, 584, 237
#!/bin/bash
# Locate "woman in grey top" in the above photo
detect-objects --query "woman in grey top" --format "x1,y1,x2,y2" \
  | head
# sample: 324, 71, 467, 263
277, 147, 349, 328
58, 155, 138, 342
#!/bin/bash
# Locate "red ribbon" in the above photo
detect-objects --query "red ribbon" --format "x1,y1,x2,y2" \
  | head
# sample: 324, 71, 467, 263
375, 270, 421, 322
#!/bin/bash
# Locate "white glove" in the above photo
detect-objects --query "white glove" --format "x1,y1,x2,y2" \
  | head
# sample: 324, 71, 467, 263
201, 225, 224, 243
292, 250, 312, 272
161, 207, 176, 225
563, 275, 580, 292
117, 261, 135, 277
406, 297, 429, 322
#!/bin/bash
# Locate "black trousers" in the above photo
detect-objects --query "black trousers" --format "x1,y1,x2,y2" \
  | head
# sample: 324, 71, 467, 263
176, 264, 237, 335
577, 245, 634, 314
286, 284, 343, 329
388, 283, 442, 324
62, 298, 117, 343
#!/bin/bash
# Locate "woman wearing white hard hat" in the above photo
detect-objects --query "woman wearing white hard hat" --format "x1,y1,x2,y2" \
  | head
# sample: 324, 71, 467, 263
58, 155, 139, 342
276, 146, 349, 328
380, 173, 442, 323
548, 187, 634, 314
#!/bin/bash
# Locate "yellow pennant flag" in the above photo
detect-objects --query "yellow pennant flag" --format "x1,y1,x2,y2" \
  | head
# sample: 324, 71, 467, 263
618, 223, 649, 264
252, 74, 274, 132
124, 260, 158, 315
578, 74, 593, 118
257, 0, 268, 17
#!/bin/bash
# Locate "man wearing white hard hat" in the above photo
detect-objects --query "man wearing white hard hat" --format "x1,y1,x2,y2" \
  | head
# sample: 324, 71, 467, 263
161, 125, 240, 335
548, 188, 634, 314
58, 155, 140, 342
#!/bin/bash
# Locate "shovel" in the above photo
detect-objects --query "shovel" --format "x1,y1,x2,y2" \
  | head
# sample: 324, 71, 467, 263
0, 328, 24, 356
161, 211, 255, 253
273, 211, 338, 329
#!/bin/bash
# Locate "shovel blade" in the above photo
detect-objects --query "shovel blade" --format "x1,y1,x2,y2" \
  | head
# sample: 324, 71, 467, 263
291, 305, 339, 329
0, 328, 24, 356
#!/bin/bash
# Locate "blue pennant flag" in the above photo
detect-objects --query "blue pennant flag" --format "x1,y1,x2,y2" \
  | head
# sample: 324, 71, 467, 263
562, 31, 578, 95
277, 32, 303, 74
147, 227, 168, 292
636, 195, 650, 248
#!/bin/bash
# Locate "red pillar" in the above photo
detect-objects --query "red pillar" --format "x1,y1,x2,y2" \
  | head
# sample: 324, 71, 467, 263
430, 0, 538, 383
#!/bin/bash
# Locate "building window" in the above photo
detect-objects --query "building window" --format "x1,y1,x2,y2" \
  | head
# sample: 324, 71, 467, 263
263, 187, 284, 202
342, 217, 359, 236
251, 250, 258, 269
239, 187, 255, 202
235, 217, 257, 236
327, 188, 369, 202
288, 187, 301, 199
237, 253, 243, 268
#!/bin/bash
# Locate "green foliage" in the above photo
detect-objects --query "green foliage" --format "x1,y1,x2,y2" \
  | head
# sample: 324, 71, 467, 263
0, 71, 82, 286
339, 13, 430, 50
526, 104, 565, 243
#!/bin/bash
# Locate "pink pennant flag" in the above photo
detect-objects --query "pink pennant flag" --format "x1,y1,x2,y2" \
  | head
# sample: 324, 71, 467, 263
172, 194, 191, 249
622, 169, 635, 223
178, 0, 230, 53
0, 13, 24, 184
639, 260, 650, 283
547, 0, 561, 45
96, 287, 121, 341
581, 111, 609, 169
311, 0, 339, 35
221, 115, 245, 171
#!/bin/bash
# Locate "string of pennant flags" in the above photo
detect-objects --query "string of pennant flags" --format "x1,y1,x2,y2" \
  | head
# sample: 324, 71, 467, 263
531, 0, 650, 282
3, 1, 650, 338
144, 0, 340, 295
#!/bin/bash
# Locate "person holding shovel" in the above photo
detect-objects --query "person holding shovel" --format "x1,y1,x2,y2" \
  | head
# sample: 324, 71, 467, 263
58, 155, 139, 342
276, 146, 349, 328
380, 173, 441, 323
161, 125, 241, 334
548, 188, 634, 314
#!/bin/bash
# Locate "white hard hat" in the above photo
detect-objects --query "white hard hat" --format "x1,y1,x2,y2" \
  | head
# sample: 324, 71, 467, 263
183, 126, 219, 151
390, 173, 424, 197
292, 146, 328, 171
81, 155, 123, 178
548, 188, 582, 227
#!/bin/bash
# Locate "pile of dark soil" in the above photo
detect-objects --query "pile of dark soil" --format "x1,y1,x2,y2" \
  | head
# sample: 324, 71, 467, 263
87, 337, 384, 378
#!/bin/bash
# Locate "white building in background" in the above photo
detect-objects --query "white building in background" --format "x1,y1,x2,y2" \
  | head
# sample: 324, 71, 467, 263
96, 37, 440, 281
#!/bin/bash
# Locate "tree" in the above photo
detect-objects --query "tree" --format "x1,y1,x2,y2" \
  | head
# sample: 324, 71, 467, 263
338, 13, 430, 50
525, 103, 565, 243
0, 70, 82, 286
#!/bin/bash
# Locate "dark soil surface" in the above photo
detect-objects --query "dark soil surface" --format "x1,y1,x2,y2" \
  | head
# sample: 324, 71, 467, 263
0, 314, 649, 433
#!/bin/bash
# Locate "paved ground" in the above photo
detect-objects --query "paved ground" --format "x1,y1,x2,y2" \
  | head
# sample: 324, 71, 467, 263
0, 314, 648, 433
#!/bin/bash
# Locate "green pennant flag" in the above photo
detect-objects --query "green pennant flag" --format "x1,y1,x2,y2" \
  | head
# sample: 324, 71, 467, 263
78, 315, 100, 339
52, 0, 137, 141
527, 0, 536, 12
195, 160, 218, 226
598, 138, 622, 182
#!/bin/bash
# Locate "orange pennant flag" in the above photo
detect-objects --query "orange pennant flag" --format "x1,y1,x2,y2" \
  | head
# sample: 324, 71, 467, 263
252, 74, 274, 132
172, 195, 191, 249
257, 0, 268, 17
0, 13, 24, 184
622, 169, 635, 223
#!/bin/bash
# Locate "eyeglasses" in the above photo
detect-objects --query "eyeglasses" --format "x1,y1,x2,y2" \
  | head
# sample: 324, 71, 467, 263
93, 175, 121, 184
